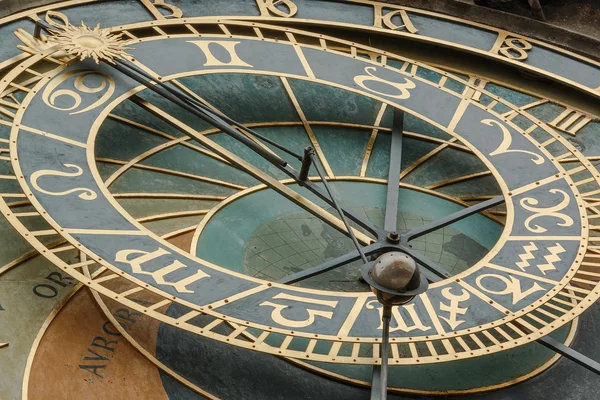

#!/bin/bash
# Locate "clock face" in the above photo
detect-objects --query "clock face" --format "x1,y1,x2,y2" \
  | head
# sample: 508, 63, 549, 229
1, 1, 599, 399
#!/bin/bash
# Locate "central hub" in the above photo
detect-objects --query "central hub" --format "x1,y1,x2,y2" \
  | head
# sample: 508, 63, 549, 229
195, 182, 501, 292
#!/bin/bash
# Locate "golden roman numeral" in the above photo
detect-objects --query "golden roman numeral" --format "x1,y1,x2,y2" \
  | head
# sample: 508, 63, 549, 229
187, 40, 253, 67
549, 108, 592, 136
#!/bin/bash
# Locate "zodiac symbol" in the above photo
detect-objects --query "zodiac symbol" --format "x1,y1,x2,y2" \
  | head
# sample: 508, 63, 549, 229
520, 189, 574, 233
354, 66, 415, 100
516, 242, 538, 271
30, 164, 97, 201
476, 274, 545, 305
516, 242, 565, 275
498, 37, 532, 61
483, 119, 544, 165
439, 287, 470, 330
116, 248, 209, 294
42, 70, 115, 115
256, 0, 298, 18
539, 243, 566, 274
366, 300, 430, 333
260, 293, 337, 328
373, 5, 418, 34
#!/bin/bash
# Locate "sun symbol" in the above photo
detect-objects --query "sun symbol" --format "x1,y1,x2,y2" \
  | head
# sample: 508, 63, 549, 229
48, 22, 131, 64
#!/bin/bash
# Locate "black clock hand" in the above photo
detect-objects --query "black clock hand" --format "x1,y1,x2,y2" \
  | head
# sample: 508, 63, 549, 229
109, 59, 383, 237
108, 57, 382, 239
279, 242, 389, 284
131, 95, 375, 245
400, 195, 505, 243
306, 147, 368, 264
384, 109, 404, 233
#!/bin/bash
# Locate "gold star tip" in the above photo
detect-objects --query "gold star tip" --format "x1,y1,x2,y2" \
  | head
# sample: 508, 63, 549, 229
47, 21, 132, 64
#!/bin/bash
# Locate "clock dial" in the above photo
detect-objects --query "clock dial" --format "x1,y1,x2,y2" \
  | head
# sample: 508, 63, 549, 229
1, 1, 599, 399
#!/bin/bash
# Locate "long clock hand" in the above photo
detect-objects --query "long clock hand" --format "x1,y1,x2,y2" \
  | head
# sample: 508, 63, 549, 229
306, 147, 368, 264
132, 96, 374, 245
400, 195, 505, 243
106, 57, 380, 243
384, 109, 404, 234
105, 57, 381, 239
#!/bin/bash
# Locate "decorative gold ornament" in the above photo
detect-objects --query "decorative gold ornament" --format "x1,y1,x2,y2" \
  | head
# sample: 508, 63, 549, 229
14, 28, 69, 61
47, 21, 131, 64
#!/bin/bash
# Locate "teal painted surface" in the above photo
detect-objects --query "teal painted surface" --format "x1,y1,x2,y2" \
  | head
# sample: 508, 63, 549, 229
404, 147, 488, 187
95, 117, 170, 161
141, 144, 260, 187
0, 19, 35, 62
287, 79, 382, 126
312, 127, 370, 176
179, 74, 300, 124
196, 181, 502, 273
47, 0, 151, 28
109, 167, 239, 197
486, 83, 539, 107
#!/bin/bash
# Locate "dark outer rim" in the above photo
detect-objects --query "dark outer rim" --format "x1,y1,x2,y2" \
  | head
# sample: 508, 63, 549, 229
1, 0, 599, 62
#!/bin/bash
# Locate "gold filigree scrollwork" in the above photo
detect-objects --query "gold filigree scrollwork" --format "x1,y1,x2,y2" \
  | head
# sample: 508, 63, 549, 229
42, 70, 115, 115
366, 299, 430, 333
256, 0, 298, 18
30, 164, 97, 200
152, 0, 183, 19
483, 119, 544, 165
259, 293, 338, 328
476, 274, 544, 305
373, 5, 418, 34
498, 36, 532, 61
520, 189, 574, 233
354, 66, 415, 100
115, 248, 210, 294
439, 287, 470, 330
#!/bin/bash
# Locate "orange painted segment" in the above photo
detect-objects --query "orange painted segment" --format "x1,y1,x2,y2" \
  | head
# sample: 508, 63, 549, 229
28, 288, 169, 400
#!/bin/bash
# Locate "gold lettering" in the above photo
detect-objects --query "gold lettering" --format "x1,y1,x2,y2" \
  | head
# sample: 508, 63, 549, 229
259, 293, 338, 328
187, 40, 253, 68
366, 300, 430, 333
476, 273, 545, 304
256, 0, 298, 18
30, 164, 97, 200
373, 5, 418, 34
354, 66, 415, 100
115, 248, 209, 294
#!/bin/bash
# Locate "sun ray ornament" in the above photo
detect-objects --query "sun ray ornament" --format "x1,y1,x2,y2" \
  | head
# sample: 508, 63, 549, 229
50, 22, 130, 64
46, 20, 132, 64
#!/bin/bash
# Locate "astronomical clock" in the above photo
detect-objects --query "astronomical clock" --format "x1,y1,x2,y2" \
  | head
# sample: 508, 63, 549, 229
0, 0, 599, 399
